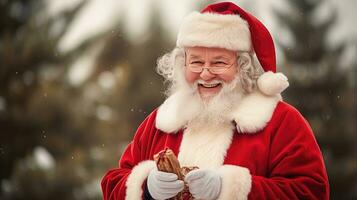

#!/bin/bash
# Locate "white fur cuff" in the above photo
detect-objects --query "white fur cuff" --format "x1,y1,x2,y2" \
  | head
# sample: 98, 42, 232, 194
217, 165, 252, 200
125, 160, 156, 200
257, 71, 289, 96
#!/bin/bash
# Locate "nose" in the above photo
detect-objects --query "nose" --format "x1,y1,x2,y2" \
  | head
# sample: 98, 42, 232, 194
199, 67, 216, 81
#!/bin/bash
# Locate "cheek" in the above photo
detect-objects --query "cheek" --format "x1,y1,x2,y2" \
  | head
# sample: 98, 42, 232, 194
220, 67, 238, 82
184, 69, 198, 84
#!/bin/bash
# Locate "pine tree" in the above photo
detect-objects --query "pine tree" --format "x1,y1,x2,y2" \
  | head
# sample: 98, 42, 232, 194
0, 0, 105, 199
92, 2, 174, 168
274, 0, 357, 199
0, 0, 176, 198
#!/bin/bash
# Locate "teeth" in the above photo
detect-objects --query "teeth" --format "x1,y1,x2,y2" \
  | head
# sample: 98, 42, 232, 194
201, 83, 220, 88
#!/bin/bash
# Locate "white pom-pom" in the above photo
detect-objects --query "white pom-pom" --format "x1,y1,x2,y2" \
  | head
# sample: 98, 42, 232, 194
257, 71, 289, 96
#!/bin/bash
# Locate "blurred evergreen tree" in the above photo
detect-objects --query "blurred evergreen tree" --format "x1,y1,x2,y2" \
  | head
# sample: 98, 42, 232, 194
0, 0, 106, 199
91, 2, 174, 169
274, 0, 357, 199
118, 3, 173, 133
0, 0, 173, 199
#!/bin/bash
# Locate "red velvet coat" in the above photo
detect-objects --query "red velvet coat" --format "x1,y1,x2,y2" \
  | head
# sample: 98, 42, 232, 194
101, 92, 329, 200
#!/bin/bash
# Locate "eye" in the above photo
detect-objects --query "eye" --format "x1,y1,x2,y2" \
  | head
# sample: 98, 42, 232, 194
190, 61, 204, 65
213, 61, 227, 65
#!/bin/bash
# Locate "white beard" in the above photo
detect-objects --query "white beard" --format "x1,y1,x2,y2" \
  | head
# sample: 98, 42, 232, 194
173, 75, 244, 131
172, 76, 244, 168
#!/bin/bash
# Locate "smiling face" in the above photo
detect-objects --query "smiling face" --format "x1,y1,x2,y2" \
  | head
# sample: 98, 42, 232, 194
184, 46, 238, 99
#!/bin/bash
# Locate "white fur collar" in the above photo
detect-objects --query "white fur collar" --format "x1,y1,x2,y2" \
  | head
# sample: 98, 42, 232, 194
178, 121, 234, 168
232, 92, 282, 133
156, 91, 282, 134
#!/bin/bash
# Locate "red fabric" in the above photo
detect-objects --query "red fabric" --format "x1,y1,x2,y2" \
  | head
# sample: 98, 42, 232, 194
201, 2, 276, 73
101, 102, 329, 199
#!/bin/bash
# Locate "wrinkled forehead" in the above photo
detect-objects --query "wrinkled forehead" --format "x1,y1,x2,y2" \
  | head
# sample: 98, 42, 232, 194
185, 46, 237, 60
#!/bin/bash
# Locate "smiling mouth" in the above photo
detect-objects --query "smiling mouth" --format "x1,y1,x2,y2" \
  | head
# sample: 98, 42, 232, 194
199, 83, 222, 88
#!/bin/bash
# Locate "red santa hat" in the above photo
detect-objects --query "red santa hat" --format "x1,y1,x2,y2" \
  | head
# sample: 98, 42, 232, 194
177, 2, 288, 95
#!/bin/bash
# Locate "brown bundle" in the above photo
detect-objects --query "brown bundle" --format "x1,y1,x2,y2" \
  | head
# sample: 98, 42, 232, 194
154, 148, 198, 200
154, 148, 184, 180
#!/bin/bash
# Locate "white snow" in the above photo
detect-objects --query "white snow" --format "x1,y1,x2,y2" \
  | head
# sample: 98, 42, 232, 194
98, 71, 116, 90
96, 105, 113, 121
0, 96, 6, 111
33, 146, 55, 170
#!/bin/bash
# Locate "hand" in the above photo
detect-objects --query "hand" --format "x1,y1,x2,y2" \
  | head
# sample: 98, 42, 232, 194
147, 168, 184, 199
185, 169, 222, 200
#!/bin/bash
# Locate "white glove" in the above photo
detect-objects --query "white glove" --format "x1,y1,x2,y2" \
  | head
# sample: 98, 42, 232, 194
185, 169, 222, 200
147, 168, 184, 199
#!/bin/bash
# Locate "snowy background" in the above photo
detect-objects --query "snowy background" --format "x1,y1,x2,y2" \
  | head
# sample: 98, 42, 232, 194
0, 0, 356, 199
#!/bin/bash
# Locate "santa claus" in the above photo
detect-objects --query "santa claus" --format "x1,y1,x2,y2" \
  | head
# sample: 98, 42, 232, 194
101, 2, 329, 200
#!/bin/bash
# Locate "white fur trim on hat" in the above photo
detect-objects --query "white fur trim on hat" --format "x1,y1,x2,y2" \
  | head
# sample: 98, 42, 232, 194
177, 12, 252, 51
125, 160, 156, 200
217, 165, 252, 200
257, 71, 289, 96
